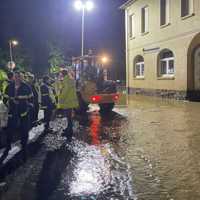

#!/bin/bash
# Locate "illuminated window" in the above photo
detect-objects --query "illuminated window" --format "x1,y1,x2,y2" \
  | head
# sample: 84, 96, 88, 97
141, 6, 149, 33
160, 0, 170, 26
134, 56, 144, 77
158, 50, 174, 76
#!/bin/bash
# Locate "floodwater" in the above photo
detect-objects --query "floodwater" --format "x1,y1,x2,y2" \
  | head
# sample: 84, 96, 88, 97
1, 95, 200, 200
116, 95, 200, 200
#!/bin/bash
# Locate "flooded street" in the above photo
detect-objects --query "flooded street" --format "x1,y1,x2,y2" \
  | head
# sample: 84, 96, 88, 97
116, 95, 200, 200
1, 95, 200, 200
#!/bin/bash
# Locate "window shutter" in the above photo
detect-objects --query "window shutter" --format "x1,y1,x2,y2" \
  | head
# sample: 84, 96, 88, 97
131, 15, 135, 37
144, 7, 149, 32
166, 0, 170, 24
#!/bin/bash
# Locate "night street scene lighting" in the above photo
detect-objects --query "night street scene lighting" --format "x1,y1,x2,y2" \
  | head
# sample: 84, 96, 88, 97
10, 40, 18, 46
0, 0, 200, 200
8, 39, 18, 69
101, 56, 109, 64
74, 0, 94, 56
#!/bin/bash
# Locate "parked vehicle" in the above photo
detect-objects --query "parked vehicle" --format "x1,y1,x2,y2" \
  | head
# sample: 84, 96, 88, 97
73, 55, 119, 113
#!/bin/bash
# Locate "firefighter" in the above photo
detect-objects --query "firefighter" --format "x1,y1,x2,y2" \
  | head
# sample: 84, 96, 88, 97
27, 73, 39, 126
40, 76, 56, 131
7, 71, 14, 83
3, 70, 33, 161
57, 69, 79, 142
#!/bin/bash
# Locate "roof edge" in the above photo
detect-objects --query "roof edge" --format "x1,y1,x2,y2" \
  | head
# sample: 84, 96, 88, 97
119, 0, 136, 10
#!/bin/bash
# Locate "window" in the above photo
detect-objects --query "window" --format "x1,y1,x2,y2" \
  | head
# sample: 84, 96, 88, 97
181, 0, 193, 17
141, 6, 149, 33
134, 56, 144, 77
158, 50, 174, 76
129, 14, 135, 38
160, 0, 170, 26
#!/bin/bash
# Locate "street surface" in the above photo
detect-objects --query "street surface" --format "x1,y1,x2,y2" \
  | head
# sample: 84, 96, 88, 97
1, 95, 200, 200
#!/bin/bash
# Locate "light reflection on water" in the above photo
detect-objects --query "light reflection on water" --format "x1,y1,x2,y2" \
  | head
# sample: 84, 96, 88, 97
69, 145, 110, 196
5, 94, 200, 200
60, 139, 135, 199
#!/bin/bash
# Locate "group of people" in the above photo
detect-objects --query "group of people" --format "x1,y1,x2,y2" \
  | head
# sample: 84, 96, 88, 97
2, 68, 78, 161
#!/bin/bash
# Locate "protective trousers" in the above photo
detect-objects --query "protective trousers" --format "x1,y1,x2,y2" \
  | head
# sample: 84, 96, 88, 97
6, 112, 30, 159
44, 107, 53, 129
62, 109, 73, 142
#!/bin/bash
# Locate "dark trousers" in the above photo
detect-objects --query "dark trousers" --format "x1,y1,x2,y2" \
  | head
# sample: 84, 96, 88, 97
34, 104, 39, 122
44, 107, 53, 129
30, 103, 39, 125
63, 109, 73, 141
6, 112, 30, 158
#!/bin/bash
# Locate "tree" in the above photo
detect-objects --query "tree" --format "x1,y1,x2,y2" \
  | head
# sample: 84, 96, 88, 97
0, 47, 32, 72
0, 48, 9, 70
14, 47, 32, 71
48, 43, 65, 71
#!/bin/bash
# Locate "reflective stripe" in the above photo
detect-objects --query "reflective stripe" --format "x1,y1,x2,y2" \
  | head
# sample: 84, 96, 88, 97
41, 93, 49, 97
3, 94, 9, 98
21, 111, 28, 117
3, 95, 14, 100
41, 106, 47, 109
16, 95, 30, 100
28, 93, 33, 98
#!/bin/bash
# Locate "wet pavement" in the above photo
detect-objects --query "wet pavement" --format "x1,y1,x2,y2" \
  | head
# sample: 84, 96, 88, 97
1, 95, 200, 200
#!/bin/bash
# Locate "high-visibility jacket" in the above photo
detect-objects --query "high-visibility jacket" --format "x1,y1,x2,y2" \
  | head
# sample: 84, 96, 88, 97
53, 80, 61, 98
57, 76, 79, 109
0, 70, 8, 96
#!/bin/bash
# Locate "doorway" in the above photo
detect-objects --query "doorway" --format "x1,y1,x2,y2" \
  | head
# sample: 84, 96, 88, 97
194, 47, 200, 90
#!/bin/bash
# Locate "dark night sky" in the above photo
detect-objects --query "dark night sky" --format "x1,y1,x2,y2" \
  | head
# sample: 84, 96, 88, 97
0, 0, 126, 77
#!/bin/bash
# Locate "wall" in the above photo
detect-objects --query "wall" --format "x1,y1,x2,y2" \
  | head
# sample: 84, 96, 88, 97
125, 0, 200, 92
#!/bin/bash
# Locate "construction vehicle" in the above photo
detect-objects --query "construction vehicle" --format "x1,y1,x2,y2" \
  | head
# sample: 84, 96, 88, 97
72, 54, 119, 113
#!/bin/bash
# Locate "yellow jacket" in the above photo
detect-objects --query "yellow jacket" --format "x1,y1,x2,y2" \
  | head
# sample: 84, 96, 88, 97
57, 75, 79, 109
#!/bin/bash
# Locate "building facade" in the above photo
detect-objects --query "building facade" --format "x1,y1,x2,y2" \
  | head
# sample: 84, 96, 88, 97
121, 0, 200, 99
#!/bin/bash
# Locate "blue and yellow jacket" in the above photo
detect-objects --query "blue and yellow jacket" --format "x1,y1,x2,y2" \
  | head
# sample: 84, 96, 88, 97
3, 81, 33, 117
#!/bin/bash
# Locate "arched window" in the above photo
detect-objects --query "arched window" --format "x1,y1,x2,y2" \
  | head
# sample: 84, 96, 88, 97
134, 55, 144, 77
158, 49, 174, 76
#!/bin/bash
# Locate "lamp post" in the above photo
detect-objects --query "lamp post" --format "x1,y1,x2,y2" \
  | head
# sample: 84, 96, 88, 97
74, 0, 94, 57
9, 40, 18, 62
101, 56, 110, 80
8, 40, 18, 70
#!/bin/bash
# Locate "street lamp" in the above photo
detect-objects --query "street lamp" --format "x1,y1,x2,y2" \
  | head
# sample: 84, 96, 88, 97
9, 40, 18, 62
101, 56, 109, 64
74, 0, 94, 57
101, 55, 110, 80
8, 40, 18, 70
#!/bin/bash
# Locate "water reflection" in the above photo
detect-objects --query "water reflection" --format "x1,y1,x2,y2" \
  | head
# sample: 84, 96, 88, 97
36, 146, 72, 200
69, 144, 110, 197
89, 112, 101, 145
58, 111, 134, 199
118, 95, 200, 200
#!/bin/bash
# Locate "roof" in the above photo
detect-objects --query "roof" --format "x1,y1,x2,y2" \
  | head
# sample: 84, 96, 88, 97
119, 0, 136, 10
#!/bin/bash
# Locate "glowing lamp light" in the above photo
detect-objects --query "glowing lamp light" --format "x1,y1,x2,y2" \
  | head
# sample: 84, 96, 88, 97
85, 1, 94, 11
90, 95, 102, 103
12, 40, 18, 46
102, 57, 108, 63
74, 0, 94, 11
74, 0, 83, 10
